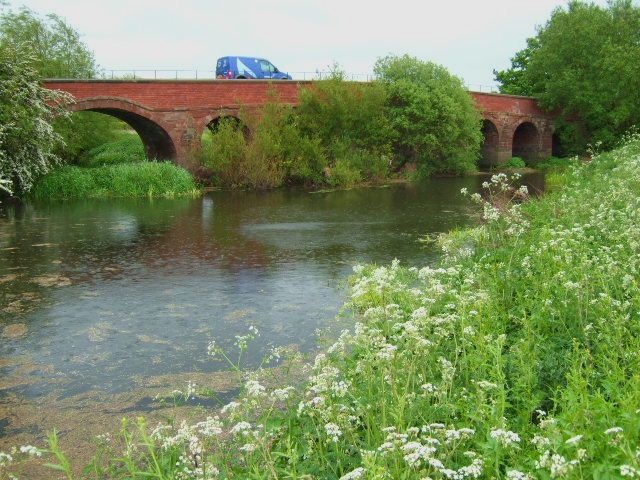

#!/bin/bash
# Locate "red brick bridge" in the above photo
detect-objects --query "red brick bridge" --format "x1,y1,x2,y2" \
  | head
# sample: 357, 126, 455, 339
43, 79, 555, 171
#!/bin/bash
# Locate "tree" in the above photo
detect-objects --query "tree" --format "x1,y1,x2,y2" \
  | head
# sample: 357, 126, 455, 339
0, 41, 70, 194
0, 6, 96, 78
495, 0, 640, 153
0, 5, 129, 163
374, 54, 482, 176
493, 37, 539, 97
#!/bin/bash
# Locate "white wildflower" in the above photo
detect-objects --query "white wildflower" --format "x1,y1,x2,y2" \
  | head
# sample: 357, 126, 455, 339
621, 465, 640, 478
325, 423, 342, 442
0, 452, 13, 466
421, 383, 437, 394
221, 401, 240, 414
507, 470, 533, 480
605, 427, 623, 435
340, 467, 366, 480
245, 380, 266, 397
19, 445, 42, 457
565, 434, 582, 445
195, 416, 223, 437
239, 443, 256, 453
230, 421, 252, 435
490, 428, 521, 447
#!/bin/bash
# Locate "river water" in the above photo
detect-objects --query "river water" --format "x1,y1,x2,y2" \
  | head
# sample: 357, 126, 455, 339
0, 174, 543, 462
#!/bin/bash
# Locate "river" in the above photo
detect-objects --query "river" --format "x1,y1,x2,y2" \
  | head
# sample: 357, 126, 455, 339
0, 174, 544, 468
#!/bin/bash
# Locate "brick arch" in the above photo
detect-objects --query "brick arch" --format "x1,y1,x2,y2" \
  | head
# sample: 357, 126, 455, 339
480, 119, 500, 167
512, 120, 540, 163
197, 110, 253, 152
204, 113, 246, 134
198, 109, 242, 134
68, 97, 178, 162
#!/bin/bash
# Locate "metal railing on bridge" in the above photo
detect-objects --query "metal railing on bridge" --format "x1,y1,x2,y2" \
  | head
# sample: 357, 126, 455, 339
95, 69, 499, 92
99, 69, 377, 82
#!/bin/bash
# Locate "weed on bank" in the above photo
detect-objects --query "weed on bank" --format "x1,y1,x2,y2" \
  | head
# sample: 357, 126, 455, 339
29, 161, 199, 200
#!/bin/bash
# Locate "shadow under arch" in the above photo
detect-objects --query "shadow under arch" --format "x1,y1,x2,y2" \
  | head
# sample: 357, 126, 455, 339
512, 121, 540, 163
480, 119, 500, 167
68, 98, 177, 161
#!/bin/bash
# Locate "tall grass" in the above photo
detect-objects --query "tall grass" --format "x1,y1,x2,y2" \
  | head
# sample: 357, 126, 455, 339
30, 161, 199, 199
6, 135, 640, 478
77, 134, 145, 167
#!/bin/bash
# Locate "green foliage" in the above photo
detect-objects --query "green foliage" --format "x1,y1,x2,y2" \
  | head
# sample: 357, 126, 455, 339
53, 112, 134, 163
296, 72, 393, 185
0, 6, 96, 78
504, 156, 526, 168
0, 40, 69, 194
30, 161, 199, 199
1, 5, 128, 165
199, 99, 327, 189
77, 134, 145, 167
493, 37, 539, 97
535, 156, 577, 171
200, 61, 483, 189
495, 0, 640, 153
374, 54, 483, 176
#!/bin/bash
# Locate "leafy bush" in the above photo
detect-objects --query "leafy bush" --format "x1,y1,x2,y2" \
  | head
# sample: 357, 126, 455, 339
30, 161, 198, 199
374, 54, 483, 176
297, 71, 394, 169
505, 156, 526, 168
199, 99, 327, 189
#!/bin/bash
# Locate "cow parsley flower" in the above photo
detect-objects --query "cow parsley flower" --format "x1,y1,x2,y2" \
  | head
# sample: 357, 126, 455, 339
340, 467, 365, 480
490, 428, 521, 447
325, 423, 342, 442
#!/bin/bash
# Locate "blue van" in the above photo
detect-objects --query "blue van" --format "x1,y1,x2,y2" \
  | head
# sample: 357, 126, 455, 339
216, 56, 292, 80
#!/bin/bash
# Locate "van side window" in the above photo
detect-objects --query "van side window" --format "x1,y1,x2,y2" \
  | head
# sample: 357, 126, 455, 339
260, 60, 275, 73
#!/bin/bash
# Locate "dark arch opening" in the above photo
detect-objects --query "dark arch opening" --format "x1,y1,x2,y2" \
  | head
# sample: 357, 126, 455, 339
205, 116, 248, 135
552, 133, 562, 157
480, 119, 500, 167
201, 115, 250, 149
86, 108, 177, 161
512, 122, 540, 163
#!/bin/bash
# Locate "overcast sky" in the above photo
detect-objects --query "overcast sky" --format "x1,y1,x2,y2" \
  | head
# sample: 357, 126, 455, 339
5, 0, 606, 87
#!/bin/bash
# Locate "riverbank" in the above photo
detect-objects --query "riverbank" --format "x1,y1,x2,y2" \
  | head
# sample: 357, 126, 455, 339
6, 137, 637, 478
23, 135, 199, 200
29, 161, 200, 200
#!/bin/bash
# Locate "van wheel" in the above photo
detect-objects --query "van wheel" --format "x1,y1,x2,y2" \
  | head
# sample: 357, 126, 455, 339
236, 76, 247, 79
